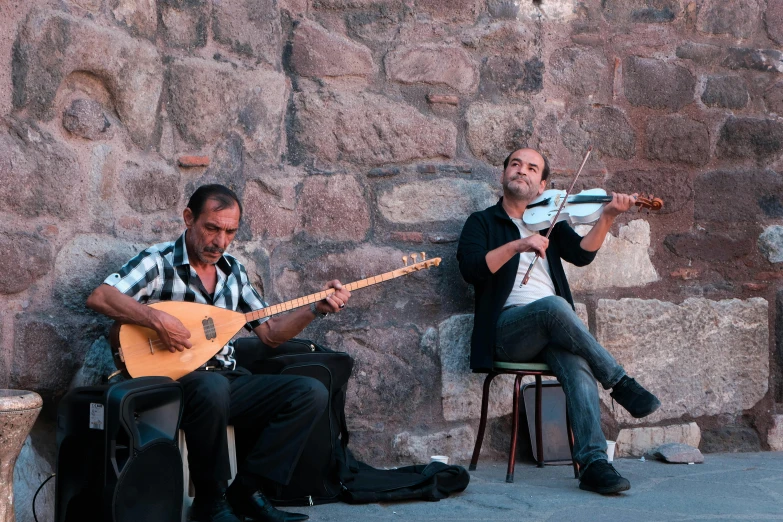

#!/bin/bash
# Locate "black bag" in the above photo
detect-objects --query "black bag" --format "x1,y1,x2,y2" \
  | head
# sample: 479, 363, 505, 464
233, 337, 353, 506
233, 337, 470, 506
336, 446, 470, 503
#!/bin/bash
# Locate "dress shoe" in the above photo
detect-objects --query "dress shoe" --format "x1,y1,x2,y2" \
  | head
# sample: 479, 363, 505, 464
226, 480, 309, 522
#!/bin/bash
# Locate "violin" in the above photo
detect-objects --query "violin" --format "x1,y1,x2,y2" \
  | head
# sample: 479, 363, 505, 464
523, 188, 664, 232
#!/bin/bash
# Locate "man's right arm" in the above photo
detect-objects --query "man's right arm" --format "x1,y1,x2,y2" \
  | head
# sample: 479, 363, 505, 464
86, 285, 193, 352
458, 214, 549, 282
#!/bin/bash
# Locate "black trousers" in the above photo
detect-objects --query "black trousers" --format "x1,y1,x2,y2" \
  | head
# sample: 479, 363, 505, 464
178, 368, 328, 486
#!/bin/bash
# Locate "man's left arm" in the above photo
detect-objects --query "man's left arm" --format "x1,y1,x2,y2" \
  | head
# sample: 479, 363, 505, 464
579, 192, 637, 252
240, 275, 351, 348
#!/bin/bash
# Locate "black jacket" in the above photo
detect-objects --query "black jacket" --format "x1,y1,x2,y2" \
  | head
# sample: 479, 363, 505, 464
457, 199, 597, 371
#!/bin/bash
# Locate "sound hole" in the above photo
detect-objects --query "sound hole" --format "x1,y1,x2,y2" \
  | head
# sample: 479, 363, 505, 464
202, 317, 216, 340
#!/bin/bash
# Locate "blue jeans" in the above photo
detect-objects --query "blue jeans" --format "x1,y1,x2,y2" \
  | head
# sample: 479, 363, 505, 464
495, 295, 626, 471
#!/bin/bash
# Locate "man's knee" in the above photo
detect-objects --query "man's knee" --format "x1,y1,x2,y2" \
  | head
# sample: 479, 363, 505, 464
182, 372, 231, 412
291, 376, 328, 413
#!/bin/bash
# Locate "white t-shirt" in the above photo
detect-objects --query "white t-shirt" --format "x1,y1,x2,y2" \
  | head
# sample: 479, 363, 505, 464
503, 217, 556, 308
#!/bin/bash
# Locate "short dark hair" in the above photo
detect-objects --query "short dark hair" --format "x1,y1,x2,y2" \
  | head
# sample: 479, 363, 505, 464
186, 184, 243, 220
503, 148, 551, 181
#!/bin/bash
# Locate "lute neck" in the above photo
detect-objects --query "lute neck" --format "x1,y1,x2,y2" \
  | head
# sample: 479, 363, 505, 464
244, 269, 400, 323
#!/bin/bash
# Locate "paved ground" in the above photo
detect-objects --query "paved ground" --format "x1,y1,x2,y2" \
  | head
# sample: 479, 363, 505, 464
285, 453, 783, 521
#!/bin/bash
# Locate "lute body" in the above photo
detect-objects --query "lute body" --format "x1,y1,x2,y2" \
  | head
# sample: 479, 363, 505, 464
110, 256, 440, 379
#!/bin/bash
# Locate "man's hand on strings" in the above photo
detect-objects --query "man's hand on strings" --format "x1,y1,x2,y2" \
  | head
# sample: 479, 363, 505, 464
151, 310, 193, 353
316, 280, 352, 314
602, 192, 638, 219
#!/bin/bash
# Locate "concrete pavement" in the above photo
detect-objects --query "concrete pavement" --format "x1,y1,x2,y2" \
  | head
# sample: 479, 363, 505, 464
288, 453, 783, 521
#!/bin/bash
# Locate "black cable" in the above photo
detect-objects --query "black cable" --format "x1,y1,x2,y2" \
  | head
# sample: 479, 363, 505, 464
32, 473, 55, 522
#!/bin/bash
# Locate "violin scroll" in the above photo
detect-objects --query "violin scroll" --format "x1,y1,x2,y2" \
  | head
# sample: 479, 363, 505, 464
635, 195, 663, 212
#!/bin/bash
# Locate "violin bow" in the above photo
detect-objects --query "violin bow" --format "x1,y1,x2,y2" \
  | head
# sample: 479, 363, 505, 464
521, 146, 593, 286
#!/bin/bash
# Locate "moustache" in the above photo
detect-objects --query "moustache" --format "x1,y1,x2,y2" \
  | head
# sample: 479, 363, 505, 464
204, 247, 225, 254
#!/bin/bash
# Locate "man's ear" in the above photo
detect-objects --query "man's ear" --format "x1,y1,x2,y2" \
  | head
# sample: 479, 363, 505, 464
537, 179, 547, 196
183, 207, 194, 227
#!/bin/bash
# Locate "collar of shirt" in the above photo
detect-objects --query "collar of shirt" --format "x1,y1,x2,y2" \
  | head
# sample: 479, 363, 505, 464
173, 231, 233, 275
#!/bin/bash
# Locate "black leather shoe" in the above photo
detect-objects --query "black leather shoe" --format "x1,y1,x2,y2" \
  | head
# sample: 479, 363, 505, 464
190, 493, 242, 522
578, 460, 631, 494
610, 376, 661, 418
226, 481, 309, 522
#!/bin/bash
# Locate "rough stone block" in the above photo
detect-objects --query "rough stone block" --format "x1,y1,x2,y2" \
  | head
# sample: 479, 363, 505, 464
764, 81, 783, 115
722, 48, 783, 73
695, 169, 783, 222
54, 234, 146, 312
645, 115, 709, 165
665, 230, 754, 262
601, 0, 679, 23
324, 326, 439, 424
701, 425, 761, 453
120, 159, 181, 213
697, 0, 759, 39
292, 87, 456, 166
110, 0, 158, 39
439, 314, 514, 422
676, 42, 722, 66
562, 105, 636, 159
623, 56, 695, 110
168, 57, 287, 157
565, 220, 659, 291
393, 425, 475, 464
13, 437, 54, 522
549, 46, 610, 99
292, 19, 374, 80
159, 0, 207, 49
377, 179, 497, 225
0, 119, 81, 219
607, 168, 692, 215
211, 0, 282, 67
616, 422, 701, 458
11, 313, 88, 398
386, 44, 478, 94
0, 232, 52, 295
244, 170, 303, 241
13, 10, 163, 148
480, 56, 543, 96
651, 442, 704, 463
759, 226, 783, 263
766, 0, 783, 45
768, 414, 783, 451
465, 102, 534, 165
70, 337, 117, 388
415, 0, 483, 22
178, 155, 210, 168
298, 174, 370, 241
716, 117, 783, 164
701, 75, 749, 109
596, 298, 769, 425
62, 99, 113, 140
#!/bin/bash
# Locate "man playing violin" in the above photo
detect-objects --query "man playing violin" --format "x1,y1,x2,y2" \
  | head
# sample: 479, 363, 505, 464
457, 148, 660, 494
87, 184, 352, 522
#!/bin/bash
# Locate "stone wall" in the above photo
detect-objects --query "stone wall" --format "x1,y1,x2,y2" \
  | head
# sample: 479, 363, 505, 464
3, 1, 783, 519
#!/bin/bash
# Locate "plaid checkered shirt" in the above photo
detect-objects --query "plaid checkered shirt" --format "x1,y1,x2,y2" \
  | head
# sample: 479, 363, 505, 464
103, 231, 268, 370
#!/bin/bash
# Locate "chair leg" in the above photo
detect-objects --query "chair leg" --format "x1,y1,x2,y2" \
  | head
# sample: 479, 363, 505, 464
535, 375, 544, 468
565, 404, 579, 479
506, 374, 523, 483
469, 372, 497, 471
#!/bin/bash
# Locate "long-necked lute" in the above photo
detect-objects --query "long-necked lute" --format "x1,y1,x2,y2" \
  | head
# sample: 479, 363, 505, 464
110, 254, 440, 379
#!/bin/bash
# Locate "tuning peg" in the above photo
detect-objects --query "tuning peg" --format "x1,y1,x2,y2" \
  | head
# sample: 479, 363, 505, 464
421, 252, 426, 261
411, 253, 418, 264
402, 255, 408, 266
